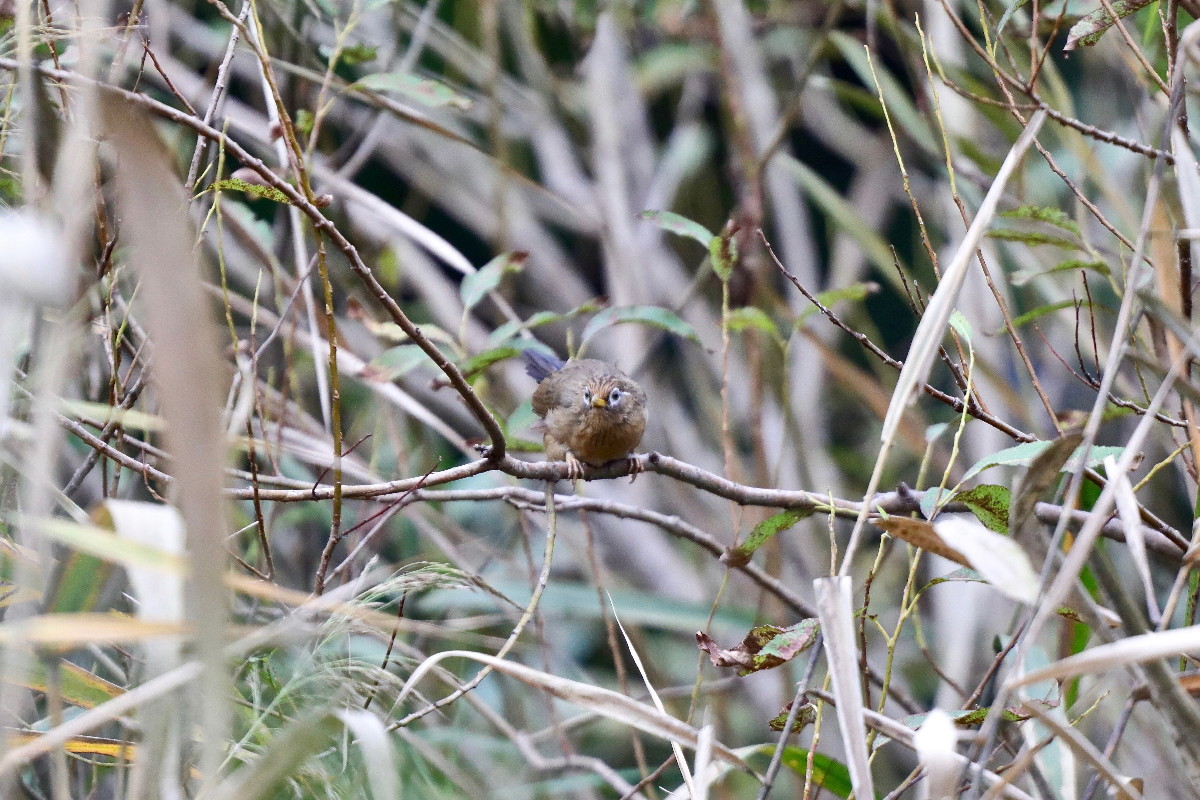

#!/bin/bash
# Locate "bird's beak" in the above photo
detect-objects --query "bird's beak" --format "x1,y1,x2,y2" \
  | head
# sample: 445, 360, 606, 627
590, 396, 607, 408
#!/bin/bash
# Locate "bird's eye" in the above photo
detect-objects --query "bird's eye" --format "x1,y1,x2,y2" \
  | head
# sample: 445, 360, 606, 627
583, 388, 592, 404
609, 388, 622, 405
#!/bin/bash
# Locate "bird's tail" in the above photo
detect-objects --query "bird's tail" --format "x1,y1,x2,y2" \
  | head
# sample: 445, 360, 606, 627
523, 349, 565, 382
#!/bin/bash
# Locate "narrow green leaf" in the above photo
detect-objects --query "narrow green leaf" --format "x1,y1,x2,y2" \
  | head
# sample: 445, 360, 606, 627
961, 442, 1125, 483
488, 300, 605, 344
637, 210, 712, 247
634, 43, 718, 96
1011, 259, 1109, 287
457, 345, 522, 379
830, 32, 937, 154
1065, 0, 1154, 49
460, 251, 527, 312
924, 566, 985, 589
212, 178, 292, 205
999, 205, 1081, 235
794, 281, 881, 323
353, 72, 473, 109
23, 659, 124, 709
1000, 300, 1079, 332
724, 509, 812, 566
987, 228, 1080, 250
580, 305, 701, 348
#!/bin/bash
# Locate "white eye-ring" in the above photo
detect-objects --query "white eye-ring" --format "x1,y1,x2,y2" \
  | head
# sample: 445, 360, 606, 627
582, 388, 593, 405
608, 388, 622, 405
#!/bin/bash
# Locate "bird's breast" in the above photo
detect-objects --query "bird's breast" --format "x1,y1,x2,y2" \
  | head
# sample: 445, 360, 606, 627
566, 409, 646, 465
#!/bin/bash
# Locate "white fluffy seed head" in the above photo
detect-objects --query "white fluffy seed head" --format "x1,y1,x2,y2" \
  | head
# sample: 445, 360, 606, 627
0, 211, 73, 308
914, 709, 960, 800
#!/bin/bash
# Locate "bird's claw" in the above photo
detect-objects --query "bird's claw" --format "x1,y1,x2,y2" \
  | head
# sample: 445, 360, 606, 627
627, 455, 643, 483
565, 452, 586, 481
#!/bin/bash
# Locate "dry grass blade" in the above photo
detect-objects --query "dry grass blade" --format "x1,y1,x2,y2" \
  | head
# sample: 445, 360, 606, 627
101, 99, 231, 782
395, 650, 757, 776
880, 109, 1046, 443
813, 576, 875, 800
1007, 625, 1200, 689
1106, 456, 1160, 622
609, 594, 695, 794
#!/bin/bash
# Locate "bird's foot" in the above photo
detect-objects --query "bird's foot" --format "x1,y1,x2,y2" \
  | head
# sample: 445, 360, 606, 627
626, 455, 644, 483
565, 452, 586, 481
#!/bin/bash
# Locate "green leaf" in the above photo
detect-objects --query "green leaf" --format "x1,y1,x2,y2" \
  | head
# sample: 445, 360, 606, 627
723, 509, 813, 566
987, 228, 1080, 250
1011, 259, 1109, 287
339, 42, 378, 65
919, 487, 955, 520
793, 281, 881, 323
488, 300, 605, 344
23, 659, 124, 709
1065, 0, 1154, 49
754, 618, 820, 669
352, 72, 473, 109
952, 484, 1011, 534
924, 566, 985, 589
830, 31, 937, 154
212, 178, 292, 205
776, 745, 855, 797
961, 441, 1124, 483
637, 210, 712, 247
47, 551, 110, 613
1000, 300, 1079, 332
999, 205, 1081, 235
460, 252, 528, 312
726, 307, 782, 344
363, 345, 428, 381
949, 310, 973, 340
580, 305, 701, 348
697, 619, 820, 675
457, 345, 523, 379
765, 704, 818, 733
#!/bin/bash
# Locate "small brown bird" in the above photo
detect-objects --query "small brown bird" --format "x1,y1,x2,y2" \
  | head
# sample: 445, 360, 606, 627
524, 350, 647, 479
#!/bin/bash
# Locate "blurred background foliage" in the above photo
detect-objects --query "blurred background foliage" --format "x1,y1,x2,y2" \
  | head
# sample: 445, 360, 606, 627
3, 0, 1200, 795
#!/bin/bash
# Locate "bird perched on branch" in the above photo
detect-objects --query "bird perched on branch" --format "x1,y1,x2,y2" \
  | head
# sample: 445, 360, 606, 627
524, 350, 647, 479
